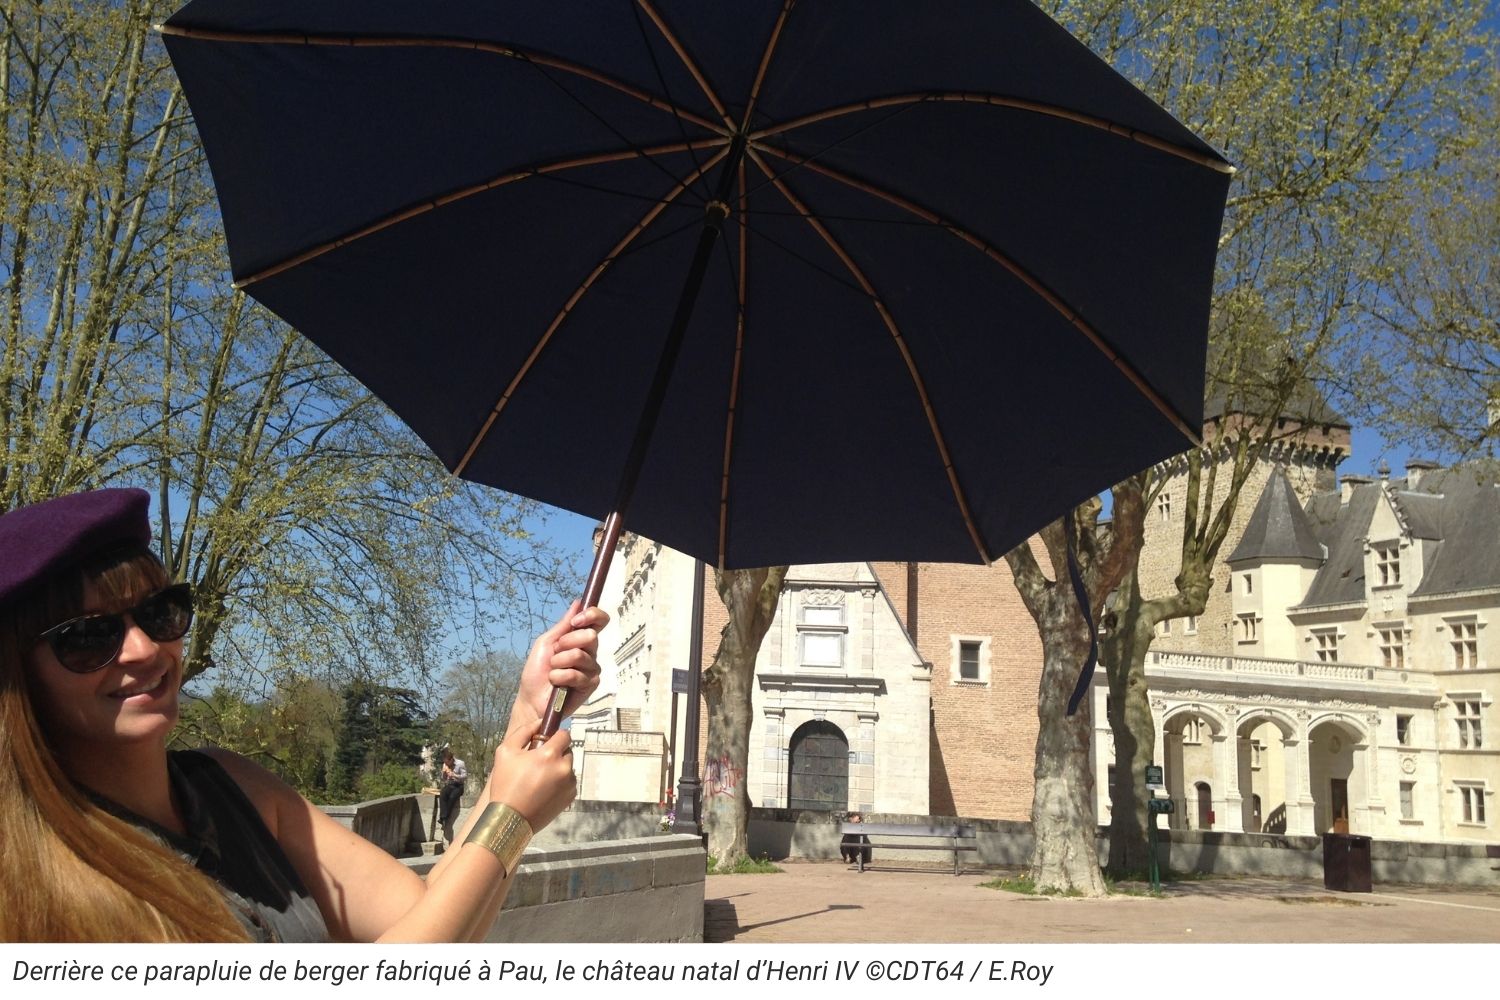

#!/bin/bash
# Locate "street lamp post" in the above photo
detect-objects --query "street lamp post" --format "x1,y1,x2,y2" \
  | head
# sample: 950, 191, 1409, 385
674, 558, 706, 835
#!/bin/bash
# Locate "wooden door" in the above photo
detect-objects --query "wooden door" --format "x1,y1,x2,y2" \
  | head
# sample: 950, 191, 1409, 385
788, 721, 849, 811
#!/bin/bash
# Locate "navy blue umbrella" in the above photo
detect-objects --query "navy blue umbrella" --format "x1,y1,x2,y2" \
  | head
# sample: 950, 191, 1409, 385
163, 0, 1230, 734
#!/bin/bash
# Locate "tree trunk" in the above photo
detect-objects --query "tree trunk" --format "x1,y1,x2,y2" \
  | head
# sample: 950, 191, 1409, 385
1031, 617, 1107, 895
1102, 567, 1158, 876
1006, 492, 1143, 897
701, 566, 788, 868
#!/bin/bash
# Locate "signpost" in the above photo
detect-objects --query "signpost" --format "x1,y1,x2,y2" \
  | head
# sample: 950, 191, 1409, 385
1145, 764, 1170, 892
666, 669, 689, 806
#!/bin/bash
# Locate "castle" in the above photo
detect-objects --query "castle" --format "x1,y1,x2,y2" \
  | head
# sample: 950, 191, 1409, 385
573, 416, 1496, 847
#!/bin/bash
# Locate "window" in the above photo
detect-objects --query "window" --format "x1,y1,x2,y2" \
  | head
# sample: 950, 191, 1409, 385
1184, 616, 1198, 636
1157, 618, 1171, 636
1181, 718, 1205, 745
1457, 784, 1487, 825
1399, 781, 1415, 820
1250, 740, 1264, 770
1448, 618, 1479, 670
1396, 714, 1412, 747
1377, 625, 1405, 670
1157, 492, 1172, 522
951, 635, 989, 685
797, 596, 846, 667
1373, 543, 1401, 586
1312, 628, 1340, 663
959, 640, 980, 680
1455, 699, 1483, 749
1237, 614, 1260, 643
1243, 573, 1253, 595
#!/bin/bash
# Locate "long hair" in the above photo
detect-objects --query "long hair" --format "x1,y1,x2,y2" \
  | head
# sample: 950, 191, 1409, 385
0, 546, 248, 941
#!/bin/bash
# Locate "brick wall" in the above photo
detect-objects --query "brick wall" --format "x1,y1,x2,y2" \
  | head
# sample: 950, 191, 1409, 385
872, 557, 1043, 821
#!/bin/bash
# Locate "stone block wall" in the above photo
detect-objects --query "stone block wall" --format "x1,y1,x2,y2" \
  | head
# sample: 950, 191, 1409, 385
405, 834, 705, 943
322, 795, 425, 855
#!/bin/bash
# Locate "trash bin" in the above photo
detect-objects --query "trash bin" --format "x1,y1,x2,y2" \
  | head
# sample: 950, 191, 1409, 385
1323, 832, 1372, 892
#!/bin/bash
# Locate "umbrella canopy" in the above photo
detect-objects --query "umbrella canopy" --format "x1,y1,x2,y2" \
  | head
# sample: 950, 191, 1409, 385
162, 0, 1230, 571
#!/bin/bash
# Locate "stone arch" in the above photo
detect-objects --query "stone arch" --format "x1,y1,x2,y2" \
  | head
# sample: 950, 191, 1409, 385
1160, 704, 1226, 828
1306, 712, 1369, 744
1235, 708, 1297, 740
1161, 703, 1229, 736
1235, 709, 1297, 833
1307, 715, 1368, 833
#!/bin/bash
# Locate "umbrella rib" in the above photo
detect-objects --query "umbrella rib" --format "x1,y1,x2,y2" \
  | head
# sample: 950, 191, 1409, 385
745, 149, 993, 565
753, 142, 1205, 448
155, 24, 728, 135
634, 0, 736, 131
739, 0, 797, 131
453, 147, 732, 478
232, 140, 727, 289
751, 93, 1234, 175
717, 156, 751, 570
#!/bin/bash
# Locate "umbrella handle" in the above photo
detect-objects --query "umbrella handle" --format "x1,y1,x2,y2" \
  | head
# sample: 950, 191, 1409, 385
531, 510, 624, 748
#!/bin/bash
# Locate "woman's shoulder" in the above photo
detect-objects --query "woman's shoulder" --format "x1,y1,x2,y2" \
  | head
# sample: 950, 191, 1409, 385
174, 747, 303, 838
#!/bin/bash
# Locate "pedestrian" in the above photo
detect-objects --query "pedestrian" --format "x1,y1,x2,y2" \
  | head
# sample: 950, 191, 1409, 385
0, 488, 607, 942
439, 747, 468, 844
841, 811, 872, 865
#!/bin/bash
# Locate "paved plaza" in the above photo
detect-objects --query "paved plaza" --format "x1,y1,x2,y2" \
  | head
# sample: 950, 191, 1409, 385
704, 861, 1500, 943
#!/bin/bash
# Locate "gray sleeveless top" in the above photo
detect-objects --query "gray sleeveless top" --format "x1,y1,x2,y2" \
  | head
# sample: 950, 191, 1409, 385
92, 750, 331, 942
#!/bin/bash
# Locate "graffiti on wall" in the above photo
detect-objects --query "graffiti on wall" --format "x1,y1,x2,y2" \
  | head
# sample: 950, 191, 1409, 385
704, 756, 743, 798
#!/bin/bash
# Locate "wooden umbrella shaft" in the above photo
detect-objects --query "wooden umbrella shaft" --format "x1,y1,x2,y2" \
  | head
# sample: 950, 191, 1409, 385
534, 135, 747, 744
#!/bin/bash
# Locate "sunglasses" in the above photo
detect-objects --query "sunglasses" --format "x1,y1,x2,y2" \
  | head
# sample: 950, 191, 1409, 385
36, 583, 195, 674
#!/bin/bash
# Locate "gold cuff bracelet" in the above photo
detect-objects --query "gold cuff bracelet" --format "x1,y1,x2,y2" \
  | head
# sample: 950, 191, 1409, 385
464, 802, 533, 877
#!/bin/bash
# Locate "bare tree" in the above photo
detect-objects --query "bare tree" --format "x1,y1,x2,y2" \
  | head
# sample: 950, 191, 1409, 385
700, 565, 788, 868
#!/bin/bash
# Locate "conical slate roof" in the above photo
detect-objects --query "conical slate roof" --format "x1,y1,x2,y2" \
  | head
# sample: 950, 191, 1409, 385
1226, 466, 1325, 565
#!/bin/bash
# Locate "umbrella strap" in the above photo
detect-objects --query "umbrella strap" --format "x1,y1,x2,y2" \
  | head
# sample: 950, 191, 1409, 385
1062, 508, 1097, 717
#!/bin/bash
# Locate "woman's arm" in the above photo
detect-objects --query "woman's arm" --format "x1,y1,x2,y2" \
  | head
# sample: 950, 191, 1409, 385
212, 603, 606, 941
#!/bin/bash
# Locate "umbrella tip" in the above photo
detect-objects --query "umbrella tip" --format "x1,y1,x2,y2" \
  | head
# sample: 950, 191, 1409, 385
150, 23, 164, 33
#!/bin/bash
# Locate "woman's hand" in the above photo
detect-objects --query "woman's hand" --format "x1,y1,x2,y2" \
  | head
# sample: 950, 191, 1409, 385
488, 721, 577, 831
511, 602, 609, 733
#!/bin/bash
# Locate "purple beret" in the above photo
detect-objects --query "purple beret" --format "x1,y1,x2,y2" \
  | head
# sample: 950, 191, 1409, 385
0, 488, 152, 608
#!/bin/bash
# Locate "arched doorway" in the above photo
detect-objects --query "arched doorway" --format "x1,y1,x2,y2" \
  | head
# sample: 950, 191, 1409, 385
1195, 782, 1214, 830
1236, 714, 1294, 834
788, 721, 849, 811
1309, 719, 1364, 833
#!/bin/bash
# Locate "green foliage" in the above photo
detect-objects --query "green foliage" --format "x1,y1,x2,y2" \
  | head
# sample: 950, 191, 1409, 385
979, 875, 1081, 898
329, 679, 432, 799
172, 677, 339, 800
356, 762, 424, 802
706, 854, 782, 875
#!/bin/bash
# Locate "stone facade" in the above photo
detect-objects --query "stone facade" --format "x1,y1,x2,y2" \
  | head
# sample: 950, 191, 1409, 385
575, 545, 939, 815
1096, 444, 1499, 846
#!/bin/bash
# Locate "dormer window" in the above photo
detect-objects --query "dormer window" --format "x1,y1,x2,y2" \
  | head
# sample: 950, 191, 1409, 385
1373, 543, 1401, 586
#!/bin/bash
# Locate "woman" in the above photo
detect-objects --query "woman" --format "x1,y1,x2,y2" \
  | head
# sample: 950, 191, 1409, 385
0, 488, 606, 942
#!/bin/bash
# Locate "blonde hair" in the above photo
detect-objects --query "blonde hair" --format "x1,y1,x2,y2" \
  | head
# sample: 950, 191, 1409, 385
0, 547, 248, 941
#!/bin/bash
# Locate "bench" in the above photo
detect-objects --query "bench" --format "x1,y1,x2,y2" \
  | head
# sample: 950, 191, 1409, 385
839, 822, 977, 875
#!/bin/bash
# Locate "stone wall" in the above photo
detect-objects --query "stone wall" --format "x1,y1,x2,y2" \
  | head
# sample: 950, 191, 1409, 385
322, 795, 425, 855
404, 834, 704, 943
741, 806, 1498, 887
1155, 828, 1500, 886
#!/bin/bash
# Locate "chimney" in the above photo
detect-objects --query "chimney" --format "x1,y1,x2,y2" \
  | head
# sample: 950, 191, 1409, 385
1340, 474, 1372, 504
1405, 459, 1439, 490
